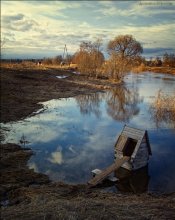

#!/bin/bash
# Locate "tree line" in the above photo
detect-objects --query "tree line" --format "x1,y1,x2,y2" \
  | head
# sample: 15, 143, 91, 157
72, 35, 143, 82
144, 53, 175, 67
65, 35, 174, 81
3, 34, 174, 81
41, 35, 143, 82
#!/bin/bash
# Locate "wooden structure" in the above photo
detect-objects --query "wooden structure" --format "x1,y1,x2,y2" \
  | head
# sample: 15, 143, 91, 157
88, 156, 129, 186
115, 125, 151, 171
88, 125, 151, 187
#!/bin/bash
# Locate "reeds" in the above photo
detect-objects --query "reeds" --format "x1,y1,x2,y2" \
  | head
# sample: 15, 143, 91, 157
150, 90, 175, 127
132, 63, 146, 73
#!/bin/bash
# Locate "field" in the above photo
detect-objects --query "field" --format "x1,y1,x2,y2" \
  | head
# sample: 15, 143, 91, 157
1, 63, 175, 220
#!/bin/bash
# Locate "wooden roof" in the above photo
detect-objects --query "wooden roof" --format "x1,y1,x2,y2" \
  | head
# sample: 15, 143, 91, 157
115, 125, 152, 158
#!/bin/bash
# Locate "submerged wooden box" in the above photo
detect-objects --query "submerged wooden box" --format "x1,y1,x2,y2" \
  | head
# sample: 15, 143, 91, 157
115, 125, 152, 171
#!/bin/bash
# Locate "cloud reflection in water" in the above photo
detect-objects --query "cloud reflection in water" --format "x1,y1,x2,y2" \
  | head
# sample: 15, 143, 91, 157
1, 72, 175, 193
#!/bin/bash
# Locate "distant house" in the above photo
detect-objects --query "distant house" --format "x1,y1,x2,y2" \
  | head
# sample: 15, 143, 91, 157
37, 61, 42, 66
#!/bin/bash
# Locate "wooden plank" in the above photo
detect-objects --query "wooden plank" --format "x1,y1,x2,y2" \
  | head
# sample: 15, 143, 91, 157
124, 126, 145, 135
115, 150, 123, 158
121, 161, 132, 171
88, 156, 130, 187
145, 131, 152, 155
122, 131, 143, 140
115, 135, 128, 151
131, 139, 142, 158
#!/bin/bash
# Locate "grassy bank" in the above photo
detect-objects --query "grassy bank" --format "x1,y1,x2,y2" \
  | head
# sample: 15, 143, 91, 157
150, 91, 175, 128
133, 65, 175, 75
145, 66, 175, 75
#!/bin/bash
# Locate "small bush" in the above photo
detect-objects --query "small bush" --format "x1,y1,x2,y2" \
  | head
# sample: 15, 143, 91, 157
132, 63, 146, 73
150, 90, 175, 127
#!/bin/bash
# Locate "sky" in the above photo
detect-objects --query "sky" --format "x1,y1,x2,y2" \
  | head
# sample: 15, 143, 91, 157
1, 0, 175, 59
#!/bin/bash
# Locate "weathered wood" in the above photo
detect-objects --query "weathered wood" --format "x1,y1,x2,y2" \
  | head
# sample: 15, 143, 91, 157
145, 131, 152, 155
131, 139, 142, 158
114, 125, 151, 171
121, 125, 145, 142
123, 126, 145, 135
115, 135, 128, 151
88, 156, 130, 187
132, 142, 149, 170
122, 131, 143, 140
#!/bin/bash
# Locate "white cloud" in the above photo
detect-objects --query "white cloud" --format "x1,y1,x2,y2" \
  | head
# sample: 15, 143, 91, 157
48, 146, 64, 165
28, 162, 39, 172
1, 1, 175, 58
97, 1, 175, 18
1, 98, 81, 144
2, 13, 39, 32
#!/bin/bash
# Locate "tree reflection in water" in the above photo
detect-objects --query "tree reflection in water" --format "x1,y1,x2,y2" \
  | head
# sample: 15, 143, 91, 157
75, 93, 102, 118
76, 86, 142, 122
106, 86, 142, 121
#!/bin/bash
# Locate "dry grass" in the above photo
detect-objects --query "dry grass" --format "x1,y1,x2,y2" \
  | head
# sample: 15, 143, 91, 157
1, 62, 77, 72
131, 65, 175, 75
1, 61, 45, 70
150, 90, 175, 127
145, 66, 175, 75
1, 183, 175, 220
132, 63, 146, 73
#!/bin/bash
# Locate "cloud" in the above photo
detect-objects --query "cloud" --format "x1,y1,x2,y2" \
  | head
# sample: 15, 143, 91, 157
3, 13, 24, 22
143, 47, 175, 57
28, 162, 39, 172
97, 1, 175, 18
2, 13, 39, 32
48, 147, 64, 165
1, 1, 175, 59
1, 98, 82, 144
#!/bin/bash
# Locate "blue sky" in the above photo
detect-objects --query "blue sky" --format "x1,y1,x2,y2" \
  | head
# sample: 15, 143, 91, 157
1, 0, 175, 59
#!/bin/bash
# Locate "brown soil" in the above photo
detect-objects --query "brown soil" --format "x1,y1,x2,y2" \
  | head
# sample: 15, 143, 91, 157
1, 64, 175, 219
1, 65, 102, 123
0, 144, 50, 197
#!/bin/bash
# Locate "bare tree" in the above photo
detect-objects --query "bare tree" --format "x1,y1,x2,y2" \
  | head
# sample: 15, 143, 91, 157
52, 55, 63, 65
107, 35, 143, 81
73, 39, 104, 77
163, 53, 175, 67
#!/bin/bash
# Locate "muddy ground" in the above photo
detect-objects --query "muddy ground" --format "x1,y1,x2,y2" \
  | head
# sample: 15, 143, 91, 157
1, 64, 106, 123
1, 64, 175, 220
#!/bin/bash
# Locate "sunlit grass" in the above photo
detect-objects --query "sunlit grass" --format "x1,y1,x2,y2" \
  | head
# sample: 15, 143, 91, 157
132, 63, 146, 73
150, 90, 175, 127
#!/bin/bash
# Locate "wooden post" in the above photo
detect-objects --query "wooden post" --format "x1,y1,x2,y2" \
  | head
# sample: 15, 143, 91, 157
88, 156, 130, 187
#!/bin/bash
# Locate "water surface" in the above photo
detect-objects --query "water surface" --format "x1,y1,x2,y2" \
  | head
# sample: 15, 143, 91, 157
1, 72, 175, 193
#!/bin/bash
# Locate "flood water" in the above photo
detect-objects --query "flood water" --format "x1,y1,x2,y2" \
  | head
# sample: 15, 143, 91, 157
1, 72, 175, 194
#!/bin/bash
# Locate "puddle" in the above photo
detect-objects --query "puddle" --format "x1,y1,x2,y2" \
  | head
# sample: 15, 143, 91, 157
1, 72, 175, 193
56, 75, 68, 79
72, 71, 80, 75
